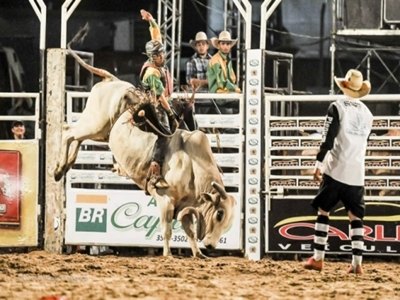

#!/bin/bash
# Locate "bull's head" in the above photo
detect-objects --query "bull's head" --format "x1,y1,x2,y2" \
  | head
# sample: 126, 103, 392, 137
176, 181, 235, 258
182, 181, 235, 249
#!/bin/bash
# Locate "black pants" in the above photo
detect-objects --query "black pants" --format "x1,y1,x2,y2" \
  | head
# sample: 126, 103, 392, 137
311, 174, 366, 219
151, 135, 168, 165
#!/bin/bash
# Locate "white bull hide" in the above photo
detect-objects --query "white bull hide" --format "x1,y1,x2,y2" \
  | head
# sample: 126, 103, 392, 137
109, 110, 236, 258
54, 43, 195, 181
53, 79, 145, 181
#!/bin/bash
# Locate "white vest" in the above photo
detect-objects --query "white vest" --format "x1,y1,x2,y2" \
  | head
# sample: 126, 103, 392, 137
324, 98, 373, 186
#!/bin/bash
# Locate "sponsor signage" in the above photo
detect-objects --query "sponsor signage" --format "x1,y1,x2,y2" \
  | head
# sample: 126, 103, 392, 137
0, 150, 21, 225
65, 188, 242, 250
267, 198, 400, 255
0, 142, 39, 247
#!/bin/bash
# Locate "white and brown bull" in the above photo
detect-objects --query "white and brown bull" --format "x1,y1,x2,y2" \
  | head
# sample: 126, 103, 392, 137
54, 39, 234, 257
109, 110, 235, 257
53, 43, 195, 181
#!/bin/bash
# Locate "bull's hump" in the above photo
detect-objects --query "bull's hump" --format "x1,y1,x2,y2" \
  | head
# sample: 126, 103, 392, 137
182, 130, 206, 144
94, 80, 133, 91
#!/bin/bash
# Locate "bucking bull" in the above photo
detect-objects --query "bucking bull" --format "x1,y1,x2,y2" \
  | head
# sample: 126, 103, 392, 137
53, 40, 236, 258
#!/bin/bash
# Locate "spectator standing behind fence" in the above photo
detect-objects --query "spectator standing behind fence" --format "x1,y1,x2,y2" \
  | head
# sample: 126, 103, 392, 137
11, 121, 25, 140
304, 69, 373, 275
207, 31, 241, 93
186, 31, 212, 92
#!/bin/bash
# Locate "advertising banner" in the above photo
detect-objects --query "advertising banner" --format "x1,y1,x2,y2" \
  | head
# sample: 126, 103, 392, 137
0, 150, 21, 225
65, 188, 243, 250
0, 141, 39, 247
267, 198, 400, 255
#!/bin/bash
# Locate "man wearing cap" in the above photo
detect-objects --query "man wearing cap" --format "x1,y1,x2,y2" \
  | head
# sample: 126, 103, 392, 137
304, 69, 373, 275
139, 9, 176, 189
11, 121, 25, 140
207, 31, 241, 93
186, 31, 212, 92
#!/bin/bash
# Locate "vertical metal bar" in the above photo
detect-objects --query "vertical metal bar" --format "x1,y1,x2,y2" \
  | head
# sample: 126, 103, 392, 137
170, 0, 176, 86
27, 0, 48, 248
158, 0, 182, 89
244, 49, 264, 260
61, 0, 82, 48
330, 0, 337, 94
232, 0, 252, 49
260, 0, 282, 49
176, 0, 182, 88
28, 0, 47, 50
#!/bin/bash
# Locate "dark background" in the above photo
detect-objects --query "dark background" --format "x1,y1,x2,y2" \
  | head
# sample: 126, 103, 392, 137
1, 0, 400, 97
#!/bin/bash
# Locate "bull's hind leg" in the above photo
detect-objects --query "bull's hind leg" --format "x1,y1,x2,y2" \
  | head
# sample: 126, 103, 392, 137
65, 140, 82, 172
54, 130, 75, 181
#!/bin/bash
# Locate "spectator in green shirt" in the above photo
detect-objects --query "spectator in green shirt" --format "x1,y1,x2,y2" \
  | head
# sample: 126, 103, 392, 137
207, 31, 241, 93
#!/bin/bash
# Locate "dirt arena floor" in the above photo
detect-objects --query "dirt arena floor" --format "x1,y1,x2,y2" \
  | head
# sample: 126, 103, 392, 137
0, 250, 399, 300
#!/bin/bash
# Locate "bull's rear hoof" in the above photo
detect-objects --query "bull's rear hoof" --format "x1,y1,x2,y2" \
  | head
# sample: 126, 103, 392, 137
54, 167, 64, 182
194, 252, 209, 259
54, 172, 63, 182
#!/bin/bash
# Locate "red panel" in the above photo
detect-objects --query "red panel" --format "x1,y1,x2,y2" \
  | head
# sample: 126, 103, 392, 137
0, 150, 21, 226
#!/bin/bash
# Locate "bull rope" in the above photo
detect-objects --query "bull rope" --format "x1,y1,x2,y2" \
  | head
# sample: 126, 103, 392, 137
132, 112, 175, 138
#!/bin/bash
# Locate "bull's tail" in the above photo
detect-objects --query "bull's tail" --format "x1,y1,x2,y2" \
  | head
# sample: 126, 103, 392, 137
67, 23, 116, 81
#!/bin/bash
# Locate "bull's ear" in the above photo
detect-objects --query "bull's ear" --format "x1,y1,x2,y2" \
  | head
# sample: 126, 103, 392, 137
200, 192, 220, 207
200, 192, 213, 203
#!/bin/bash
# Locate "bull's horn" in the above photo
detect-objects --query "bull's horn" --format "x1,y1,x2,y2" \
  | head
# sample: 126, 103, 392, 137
211, 181, 227, 200
138, 110, 145, 117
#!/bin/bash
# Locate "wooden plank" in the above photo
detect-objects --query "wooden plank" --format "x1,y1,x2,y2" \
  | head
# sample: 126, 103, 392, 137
44, 49, 66, 253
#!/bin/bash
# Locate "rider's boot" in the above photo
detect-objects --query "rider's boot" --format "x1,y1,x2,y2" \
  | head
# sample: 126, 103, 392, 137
148, 161, 169, 189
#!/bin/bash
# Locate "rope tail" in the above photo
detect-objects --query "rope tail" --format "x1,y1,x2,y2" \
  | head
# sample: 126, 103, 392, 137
67, 23, 116, 81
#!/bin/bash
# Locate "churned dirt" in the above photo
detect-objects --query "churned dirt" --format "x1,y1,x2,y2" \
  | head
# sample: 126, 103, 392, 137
0, 250, 399, 300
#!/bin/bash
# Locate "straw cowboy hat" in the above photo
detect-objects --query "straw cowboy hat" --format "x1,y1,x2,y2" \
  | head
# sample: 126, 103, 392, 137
334, 69, 371, 98
189, 31, 209, 49
210, 31, 238, 49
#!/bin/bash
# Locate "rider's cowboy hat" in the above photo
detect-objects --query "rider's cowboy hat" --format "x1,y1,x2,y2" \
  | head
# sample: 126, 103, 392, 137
210, 31, 238, 49
189, 31, 209, 49
334, 69, 371, 98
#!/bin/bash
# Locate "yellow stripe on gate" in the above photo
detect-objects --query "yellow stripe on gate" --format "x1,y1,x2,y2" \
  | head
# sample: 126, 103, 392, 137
76, 194, 108, 204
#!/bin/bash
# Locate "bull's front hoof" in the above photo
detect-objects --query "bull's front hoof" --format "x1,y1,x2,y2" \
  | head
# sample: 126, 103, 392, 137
163, 249, 172, 257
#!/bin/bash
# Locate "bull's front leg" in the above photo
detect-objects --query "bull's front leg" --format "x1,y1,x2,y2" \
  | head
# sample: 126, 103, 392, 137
177, 207, 207, 259
180, 216, 206, 258
157, 195, 175, 256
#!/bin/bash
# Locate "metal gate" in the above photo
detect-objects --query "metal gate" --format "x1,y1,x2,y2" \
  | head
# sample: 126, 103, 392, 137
264, 94, 400, 256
